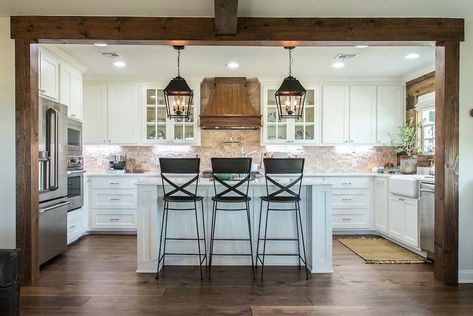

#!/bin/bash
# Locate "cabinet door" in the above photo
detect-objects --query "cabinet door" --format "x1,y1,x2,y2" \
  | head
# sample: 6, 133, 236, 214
263, 87, 289, 144
83, 84, 108, 144
377, 85, 405, 145
293, 87, 318, 144
107, 84, 140, 144
349, 85, 376, 144
59, 64, 72, 107
322, 85, 348, 144
69, 72, 83, 120
403, 198, 419, 248
39, 49, 59, 100
374, 178, 389, 234
389, 195, 404, 240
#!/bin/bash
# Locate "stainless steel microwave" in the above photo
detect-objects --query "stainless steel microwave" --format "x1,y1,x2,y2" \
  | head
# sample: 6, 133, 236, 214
67, 118, 82, 157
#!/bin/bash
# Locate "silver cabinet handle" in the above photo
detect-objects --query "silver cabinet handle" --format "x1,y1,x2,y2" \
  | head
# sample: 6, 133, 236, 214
110, 198, 120, 201
40, 201, 71, 213
39, 89, 46, 93
109, 182, 119, 185
342, 218, 352, 221
342, 182, 352, 185
110, 218, 120, 221
70, 113, 76, 117
69, 225, 76, 229
342, 198, 352, 201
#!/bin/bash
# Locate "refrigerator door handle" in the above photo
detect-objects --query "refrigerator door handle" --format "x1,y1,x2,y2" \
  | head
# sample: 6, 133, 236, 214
46, 108, 59, 191
39, 201, 71, 213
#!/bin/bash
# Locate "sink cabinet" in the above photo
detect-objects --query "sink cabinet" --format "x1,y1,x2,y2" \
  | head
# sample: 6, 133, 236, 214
389, 194, 419, 248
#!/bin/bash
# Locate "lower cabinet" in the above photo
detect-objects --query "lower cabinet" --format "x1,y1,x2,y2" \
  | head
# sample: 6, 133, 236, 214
67, 208, 84, 245
330, 177, 372, 230
374, 177, 389, 234
88, 176, 138, 231
389, 194, 419, 248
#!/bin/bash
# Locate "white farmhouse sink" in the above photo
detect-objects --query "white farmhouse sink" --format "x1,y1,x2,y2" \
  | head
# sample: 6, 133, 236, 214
389, 175, 420, 198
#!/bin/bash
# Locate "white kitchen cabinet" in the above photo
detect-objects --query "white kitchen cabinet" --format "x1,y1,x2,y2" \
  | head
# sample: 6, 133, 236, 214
108, 84, 140, 144
321, 85, 349, 144
143, 85, 200, 145
60, 63, 83, 120
39, 48, 59, 101
349, 85, 376, 144
67, 208, 84, 245
376, 85, 405, 145
404, 198, 419, 247
83, 84, 108, 144
331, 177, 372, 230
88, 176, 137, 231
262, 85, 320, 145
389, 194, 419, 248
374, 177, 389, 234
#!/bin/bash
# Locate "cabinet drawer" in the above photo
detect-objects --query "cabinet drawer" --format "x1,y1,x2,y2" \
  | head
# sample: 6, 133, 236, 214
330, 177, 372, 189
94, 213, 136, 228
67, 209, 83, 235
91, 190, 137, 209
333, 214, 369, 229
332, 190, 370, 209
333, 208, 369, 216
89, 177, 137, 190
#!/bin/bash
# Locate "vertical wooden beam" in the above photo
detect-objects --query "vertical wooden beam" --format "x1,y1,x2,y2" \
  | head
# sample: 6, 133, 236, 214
435, 42, 459, 285
214, 0, 238, 36
15, 39, 39, 285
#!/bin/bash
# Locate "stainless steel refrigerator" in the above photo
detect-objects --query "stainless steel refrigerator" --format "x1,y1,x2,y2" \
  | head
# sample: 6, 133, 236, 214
38, 98, 69, 265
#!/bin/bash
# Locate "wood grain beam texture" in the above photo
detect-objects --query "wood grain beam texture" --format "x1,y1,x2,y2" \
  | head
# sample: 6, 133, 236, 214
11, 17, 464, 43
214, 0, 238, 36
435, 42, 460, 285
15, 39, 40, 285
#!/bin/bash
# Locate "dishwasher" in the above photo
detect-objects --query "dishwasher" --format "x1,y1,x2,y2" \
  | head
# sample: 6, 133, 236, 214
419, 181, 435, 257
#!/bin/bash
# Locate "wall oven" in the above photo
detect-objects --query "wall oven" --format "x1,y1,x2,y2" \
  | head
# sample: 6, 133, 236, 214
67, 170, 85, 211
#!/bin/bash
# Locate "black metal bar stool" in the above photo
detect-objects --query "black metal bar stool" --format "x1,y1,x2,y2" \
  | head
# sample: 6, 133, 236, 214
256, 158, 309, 280
156, 158, 207, 280
208, 157, 255, 279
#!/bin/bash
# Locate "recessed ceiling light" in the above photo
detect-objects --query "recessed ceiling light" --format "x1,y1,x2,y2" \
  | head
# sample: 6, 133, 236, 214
94, 43, 108, 47
113, 61, 126, 68
355, 45, 369, 49
332, 61, 345, 69
405, 53, 420, 59
226, 62, 239, 69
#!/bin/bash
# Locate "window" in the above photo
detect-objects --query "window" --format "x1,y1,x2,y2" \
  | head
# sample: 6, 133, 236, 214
415, 92, 435, 155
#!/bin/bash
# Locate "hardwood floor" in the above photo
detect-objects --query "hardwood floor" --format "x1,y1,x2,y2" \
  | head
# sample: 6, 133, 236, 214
20, 235, 473, 315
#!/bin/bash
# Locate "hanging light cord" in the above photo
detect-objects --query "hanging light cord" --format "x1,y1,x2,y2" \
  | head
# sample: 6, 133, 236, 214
288, 48, 293, 77
177, 49, 181, 77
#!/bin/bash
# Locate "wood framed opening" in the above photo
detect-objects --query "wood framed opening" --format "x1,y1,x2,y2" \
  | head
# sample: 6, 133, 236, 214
11, 16, 463, 285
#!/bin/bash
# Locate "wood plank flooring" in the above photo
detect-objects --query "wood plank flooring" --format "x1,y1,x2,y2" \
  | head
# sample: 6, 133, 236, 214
20, 235, 473, 315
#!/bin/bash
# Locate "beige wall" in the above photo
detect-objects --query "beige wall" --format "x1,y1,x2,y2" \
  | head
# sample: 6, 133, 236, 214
0, 17, 16, 248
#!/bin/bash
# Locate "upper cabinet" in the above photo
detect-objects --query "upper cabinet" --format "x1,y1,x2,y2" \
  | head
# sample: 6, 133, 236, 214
262, 85, 320, 145
39, 49, 60, 101
143, 85, 200, 145
322, 83, 405, 146
83, 83, 140, 145
40, 46, 84, 120
376, 85, 405, 145
108, 84, 140, 144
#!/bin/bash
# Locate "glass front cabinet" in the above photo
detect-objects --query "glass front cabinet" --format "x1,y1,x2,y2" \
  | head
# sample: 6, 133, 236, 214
143, 85, 200, 145
262, 85, 320, 145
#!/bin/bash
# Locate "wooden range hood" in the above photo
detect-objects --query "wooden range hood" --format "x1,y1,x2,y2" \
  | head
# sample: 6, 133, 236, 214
200, 77, 262, 129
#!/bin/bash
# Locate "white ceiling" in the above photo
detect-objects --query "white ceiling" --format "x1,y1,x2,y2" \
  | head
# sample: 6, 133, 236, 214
0, 0, 472, 17
55, 44, 434, 81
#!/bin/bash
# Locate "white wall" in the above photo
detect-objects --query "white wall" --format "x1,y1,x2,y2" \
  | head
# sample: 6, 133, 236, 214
459, 18, 473, 283
0, 17, 15, 249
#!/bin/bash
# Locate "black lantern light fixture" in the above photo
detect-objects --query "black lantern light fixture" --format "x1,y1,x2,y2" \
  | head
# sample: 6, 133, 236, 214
275, 47, 306, 119
164, 46, 194, 119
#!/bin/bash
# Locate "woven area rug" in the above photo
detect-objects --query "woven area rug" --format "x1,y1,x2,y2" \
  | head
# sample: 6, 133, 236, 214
338, 236, 427, 264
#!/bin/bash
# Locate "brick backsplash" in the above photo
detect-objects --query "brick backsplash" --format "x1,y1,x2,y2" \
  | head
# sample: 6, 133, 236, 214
84, 130, 397, 173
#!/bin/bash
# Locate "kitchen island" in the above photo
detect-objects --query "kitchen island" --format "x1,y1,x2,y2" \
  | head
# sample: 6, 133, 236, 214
135, 177, 333, 274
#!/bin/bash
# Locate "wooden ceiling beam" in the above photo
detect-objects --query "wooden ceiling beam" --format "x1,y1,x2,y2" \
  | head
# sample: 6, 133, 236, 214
11, 16, 464, 43
214, 0, 238, 36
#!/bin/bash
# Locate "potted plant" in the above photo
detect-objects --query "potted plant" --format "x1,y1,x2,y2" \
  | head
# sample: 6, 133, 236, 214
390, 118, 421, 174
